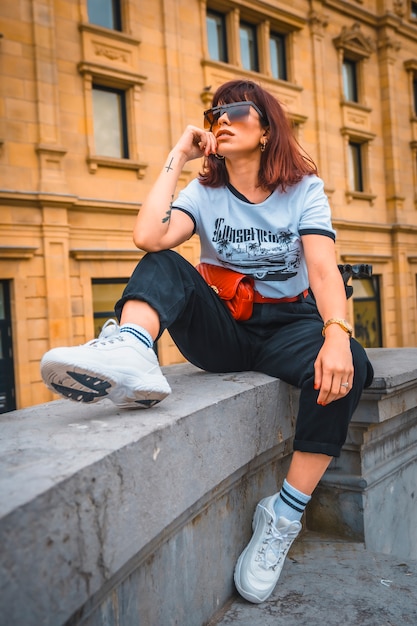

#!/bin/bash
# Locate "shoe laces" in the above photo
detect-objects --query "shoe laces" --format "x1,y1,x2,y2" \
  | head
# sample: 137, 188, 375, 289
256, 507, 298, 571
87, 319, 123, 347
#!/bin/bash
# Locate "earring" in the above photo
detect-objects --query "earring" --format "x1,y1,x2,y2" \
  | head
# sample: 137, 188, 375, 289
260, 139, 267, 152
214, 153, 225, 160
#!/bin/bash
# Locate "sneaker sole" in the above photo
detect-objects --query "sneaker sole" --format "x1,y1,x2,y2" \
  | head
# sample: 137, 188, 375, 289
234, 497, 278, 604
234, 553, 266, 604
234, 503, 269, 604
41, 358, 171, 409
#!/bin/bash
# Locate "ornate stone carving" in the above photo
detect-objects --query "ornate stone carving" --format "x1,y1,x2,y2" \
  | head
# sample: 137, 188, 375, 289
308, 10, 329, 37
333, 22, 375, 58
93, 43, 129, 64
393, 0, 405, 18
377, 35, 401, 57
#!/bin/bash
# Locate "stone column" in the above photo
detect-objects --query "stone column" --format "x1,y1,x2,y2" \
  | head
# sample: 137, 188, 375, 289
31, 0, 68, 194
41, 201, 73, 348
308, 6, 331, 187
376, 24, 403, 222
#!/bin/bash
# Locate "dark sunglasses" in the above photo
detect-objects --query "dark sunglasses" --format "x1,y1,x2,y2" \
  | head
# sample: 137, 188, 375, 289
203, 101, 266, 130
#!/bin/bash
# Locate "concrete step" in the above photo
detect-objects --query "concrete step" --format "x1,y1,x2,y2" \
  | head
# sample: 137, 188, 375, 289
210, 532, 417, 626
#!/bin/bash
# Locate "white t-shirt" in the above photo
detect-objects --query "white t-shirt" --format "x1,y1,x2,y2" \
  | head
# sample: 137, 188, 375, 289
173, 174, 336, 299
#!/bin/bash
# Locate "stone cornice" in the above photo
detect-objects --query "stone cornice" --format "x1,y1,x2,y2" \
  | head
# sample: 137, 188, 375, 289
78, 22, 141, 47
206, 0, 306, 29
0, 190, 140, 214
0, 246, 38, 260
324, 0, 417, 43
70, 248, 142, 261
333, 219, 417, 234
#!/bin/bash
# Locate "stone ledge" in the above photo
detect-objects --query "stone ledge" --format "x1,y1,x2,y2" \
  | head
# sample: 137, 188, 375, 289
0, 365, 295, 626
352, 348, 417, 424
1, 349, 417, 626
308, 348, 417, 557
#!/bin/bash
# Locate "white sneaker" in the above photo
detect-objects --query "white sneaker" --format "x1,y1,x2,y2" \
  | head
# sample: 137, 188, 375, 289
40, 319, 171, 409
234, 494, 302, 603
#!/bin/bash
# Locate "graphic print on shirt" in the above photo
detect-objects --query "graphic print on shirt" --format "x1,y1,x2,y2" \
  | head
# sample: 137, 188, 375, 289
212, 217, 301, 281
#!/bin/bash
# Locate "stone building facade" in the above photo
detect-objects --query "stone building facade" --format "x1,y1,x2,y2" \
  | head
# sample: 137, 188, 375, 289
1, 0, 417, 411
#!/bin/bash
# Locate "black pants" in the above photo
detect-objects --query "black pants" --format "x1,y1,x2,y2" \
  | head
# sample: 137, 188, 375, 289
115, 250, 374, 457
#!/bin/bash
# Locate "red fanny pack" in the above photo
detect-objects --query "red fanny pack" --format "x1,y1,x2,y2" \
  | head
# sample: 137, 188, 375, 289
195, 263, 254, 321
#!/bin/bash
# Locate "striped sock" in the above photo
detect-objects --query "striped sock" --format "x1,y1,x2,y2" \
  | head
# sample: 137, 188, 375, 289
273, 478, 311, 522
120, 324, 153, 349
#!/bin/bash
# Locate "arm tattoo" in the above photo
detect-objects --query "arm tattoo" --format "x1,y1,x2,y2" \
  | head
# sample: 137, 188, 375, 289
162, 195, 174, 224
165, 157, 174, 172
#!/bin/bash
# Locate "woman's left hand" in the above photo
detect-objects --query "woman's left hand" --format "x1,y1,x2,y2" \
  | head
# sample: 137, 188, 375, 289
302, 233, 354, 406
314, 325, 354, 405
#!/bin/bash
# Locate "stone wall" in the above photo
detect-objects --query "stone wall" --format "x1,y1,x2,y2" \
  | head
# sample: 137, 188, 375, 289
0, 348, 416, 625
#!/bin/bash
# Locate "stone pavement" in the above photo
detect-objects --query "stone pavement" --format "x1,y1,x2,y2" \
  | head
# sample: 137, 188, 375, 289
210, 533, 417, 626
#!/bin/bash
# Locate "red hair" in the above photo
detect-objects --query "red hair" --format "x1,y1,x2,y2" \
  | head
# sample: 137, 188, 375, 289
199, 80, 317, 192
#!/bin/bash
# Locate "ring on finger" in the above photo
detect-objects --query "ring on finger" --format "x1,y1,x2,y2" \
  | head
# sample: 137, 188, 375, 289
340, 382, 349, 388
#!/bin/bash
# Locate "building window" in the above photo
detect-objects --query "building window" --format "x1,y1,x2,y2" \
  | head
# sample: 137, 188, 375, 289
342, 58, 359, 102
240, 22, 259, 72
92, 279, 128, 338
411, 1, 417, 18
348, 141, 364, 191
413, 75, 417, 115
0, 281, 16, 414
352, 276, 382, 348
204, 6, 302, 82
92, 85, 128, 159
206, 10, 228, 62
87, 0, 122, 30
334, 23, 373, 105
270, 32, 287, 80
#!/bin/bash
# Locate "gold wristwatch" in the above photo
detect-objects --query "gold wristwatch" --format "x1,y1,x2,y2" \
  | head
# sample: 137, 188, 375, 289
322, 318, 353, 338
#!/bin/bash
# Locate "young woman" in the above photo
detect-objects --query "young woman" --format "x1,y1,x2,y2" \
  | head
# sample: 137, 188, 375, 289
41, 80, 373, 603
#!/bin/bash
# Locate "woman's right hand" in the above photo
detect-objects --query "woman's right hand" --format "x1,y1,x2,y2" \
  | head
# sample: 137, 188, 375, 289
133, 125, 216, 252
174, 125, 217, 161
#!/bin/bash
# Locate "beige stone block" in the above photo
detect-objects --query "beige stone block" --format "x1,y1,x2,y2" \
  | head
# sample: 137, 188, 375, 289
3, 120, 29, 143
4, 76, 26, 99
6, 97, 37, 123
1, 17, 33, 45
157, 330, 186, 367
1, 38, 23, 57
54, 0, 78, 20
25, 277, 47, 299
28, 336, 50, 362
24, 297, 47, 321
7, 144, 37, 170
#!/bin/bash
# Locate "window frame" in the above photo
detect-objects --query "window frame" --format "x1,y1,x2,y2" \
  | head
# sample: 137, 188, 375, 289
91, 278, 128, 338
333, 23, 374, 108
77, 25, 148, 178
352, 275, 383, 348
412, 75, 417, 116
342, 57, 359, 103
92, 84, 129, 160
0, 280, 16, 414
341, 127, 376, 204
91, 278, 161, 355
206, 9, 228, 63
239, 20, 259, 72
203, 4, 301, 84
348, 140, 364, 192
269, 31, 287, 81
87, 0, 122, 31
